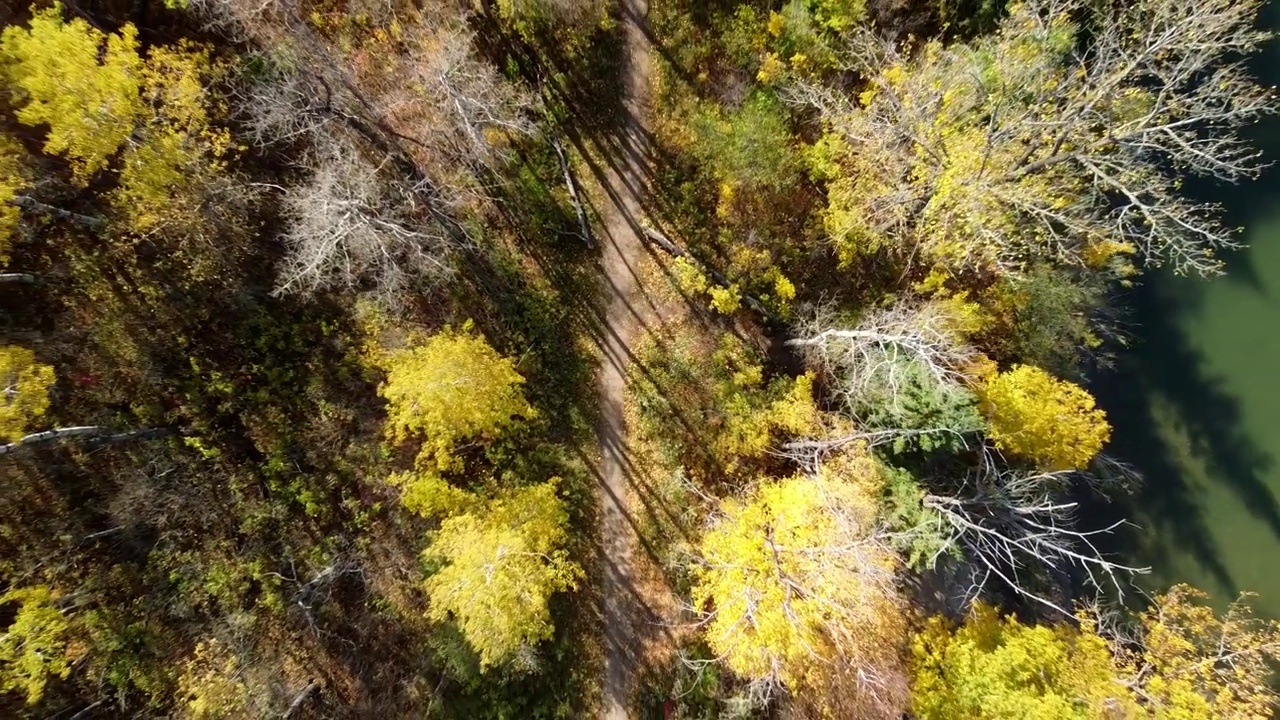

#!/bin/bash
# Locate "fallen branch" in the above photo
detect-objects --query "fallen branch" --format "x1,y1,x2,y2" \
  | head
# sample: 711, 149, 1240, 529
284, 681, 320, 718
640, 226, 777, 322
9, 195, 106, 230
552, 137, 594, 248
0, 426, 173, 456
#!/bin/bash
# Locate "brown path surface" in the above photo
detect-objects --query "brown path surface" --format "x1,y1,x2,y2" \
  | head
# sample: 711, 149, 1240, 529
593, 0, 656, 717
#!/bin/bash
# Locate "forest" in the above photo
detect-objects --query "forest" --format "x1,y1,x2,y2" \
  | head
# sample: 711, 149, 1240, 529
1, 0, 1278, 717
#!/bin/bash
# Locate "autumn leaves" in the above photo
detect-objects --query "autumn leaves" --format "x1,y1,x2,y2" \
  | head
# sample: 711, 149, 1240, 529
370, 326, 580, 670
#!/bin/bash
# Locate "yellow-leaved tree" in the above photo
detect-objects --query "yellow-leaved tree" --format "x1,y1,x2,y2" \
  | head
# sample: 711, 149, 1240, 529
912, 585, 1280, 718
1129, 584, 1280, 717
0, 586, 73, 705
176, 639, 252, 719
0, 345, 55, 444
423, 480, 581, 669
379, 327, 535, 470
799, 0, 1272, 278
0, 134, 29, 265
979, 364, 1110, 470
691, 448, 908, 717
0, 5, 141, 182
911, 603, 1134, 719
0, 5, 231, 236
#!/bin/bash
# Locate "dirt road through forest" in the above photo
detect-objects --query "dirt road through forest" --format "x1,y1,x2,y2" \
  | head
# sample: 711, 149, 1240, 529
594, 0, 655, 717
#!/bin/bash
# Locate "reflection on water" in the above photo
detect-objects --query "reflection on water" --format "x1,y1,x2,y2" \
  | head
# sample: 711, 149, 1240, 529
1095, 2, 1280, 615
1096, 269, 1280, 613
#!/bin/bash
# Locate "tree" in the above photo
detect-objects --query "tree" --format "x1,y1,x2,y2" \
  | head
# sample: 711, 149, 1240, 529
911, 603, 1134, 719
630, 329, 819, 481
911, 586, 1280, 718
792, 0, 1275, 277
0, 134, 28, 264
783, 299, 986, 463
0, 345, 54, 443
0, 586, 73, 705
980, 364, 1110, 471
0, 6, 141, 182
1127, 584, 1280, 717
423, 481, 581, 669
176, 639, 252, 719
916, 447, 1146, 615
690, 448, 909, 717
274, 144, 463, 302
1, 5, 236, 241
378, 327, 534, 470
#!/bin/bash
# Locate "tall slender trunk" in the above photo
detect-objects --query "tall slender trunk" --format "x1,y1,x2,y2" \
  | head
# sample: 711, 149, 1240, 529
8, 195, 106, 230
0, 425, 172, 456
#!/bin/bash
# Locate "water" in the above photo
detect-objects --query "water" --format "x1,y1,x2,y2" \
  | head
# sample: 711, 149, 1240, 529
1094, 2, 1280, 615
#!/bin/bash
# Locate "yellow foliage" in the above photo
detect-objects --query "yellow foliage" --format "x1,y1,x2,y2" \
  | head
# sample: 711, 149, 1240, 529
0, 346, 55, 443
980, 364, 1110, 470
912, 587, 1280, 719
177, 640, 251, 719
767, 11, 785, 37
693, 451, 907, 710
0, 135, 28, 264
713, 368, 820, 472
0, 5, 142, 182
389, 468, 477, 518
757, 52, 786, 83
708, 284, 742, 314
0, 586, 72, 705
115, 42, 230, 235
911, 604, 1135, 719
670, 255, 710, 295
423, 480, 581, 669
378, 328, 534, 471
1, 6, 230, 239
1133, 584, 1280, 718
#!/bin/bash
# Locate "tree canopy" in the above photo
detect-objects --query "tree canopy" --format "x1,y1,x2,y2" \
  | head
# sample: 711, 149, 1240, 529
379, 327, 535, 470
423, 481, 581, 669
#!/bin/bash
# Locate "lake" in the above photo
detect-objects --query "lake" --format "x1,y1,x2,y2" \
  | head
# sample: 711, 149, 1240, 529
1094, 1, 1280, 616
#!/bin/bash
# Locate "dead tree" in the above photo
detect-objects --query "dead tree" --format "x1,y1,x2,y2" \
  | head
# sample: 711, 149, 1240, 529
786, 300, 979, 423
551, 136, 593, 248
787, 0, 1276, 276
273, 145, 464, 304
919, 449, 1149, 616
0, 425, 172, 456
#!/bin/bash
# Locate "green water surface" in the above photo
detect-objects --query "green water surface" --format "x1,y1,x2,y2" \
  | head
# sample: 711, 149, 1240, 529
1096, 4, 1280, 615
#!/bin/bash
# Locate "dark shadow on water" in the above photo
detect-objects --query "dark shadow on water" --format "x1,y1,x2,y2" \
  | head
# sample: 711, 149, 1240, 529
1093, 280, 1252, 601
1091, 1, 1280, 610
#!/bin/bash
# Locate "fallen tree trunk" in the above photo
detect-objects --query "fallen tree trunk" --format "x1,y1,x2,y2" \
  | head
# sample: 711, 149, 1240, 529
552, 137, 594, 248
640, 226, 776, 321
9, 195, 106, 230
284, 681, 320, 718
0, 426, 173, 456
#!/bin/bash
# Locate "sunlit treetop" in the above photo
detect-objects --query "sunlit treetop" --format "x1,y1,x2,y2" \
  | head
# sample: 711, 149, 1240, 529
979, 364, 1110, 471
0, 586, 73, 705
378, 327, 535, 470
423, 480, 581, 669
0, 345, 55, 444
0, 5, 142, 181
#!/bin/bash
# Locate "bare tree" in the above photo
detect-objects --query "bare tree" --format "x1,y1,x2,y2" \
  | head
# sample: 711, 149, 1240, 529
915, 448, 1149, 616
789, 0, 1275, 276
196, 0, 537, 299
274, 145, 465, 303
787, 300, 980, 419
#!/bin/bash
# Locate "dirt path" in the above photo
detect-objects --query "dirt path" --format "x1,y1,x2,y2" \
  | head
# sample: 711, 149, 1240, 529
594, 0, 655, 717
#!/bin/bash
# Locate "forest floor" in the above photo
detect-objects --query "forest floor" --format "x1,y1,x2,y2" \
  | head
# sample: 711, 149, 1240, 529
591, 0, 659, 716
